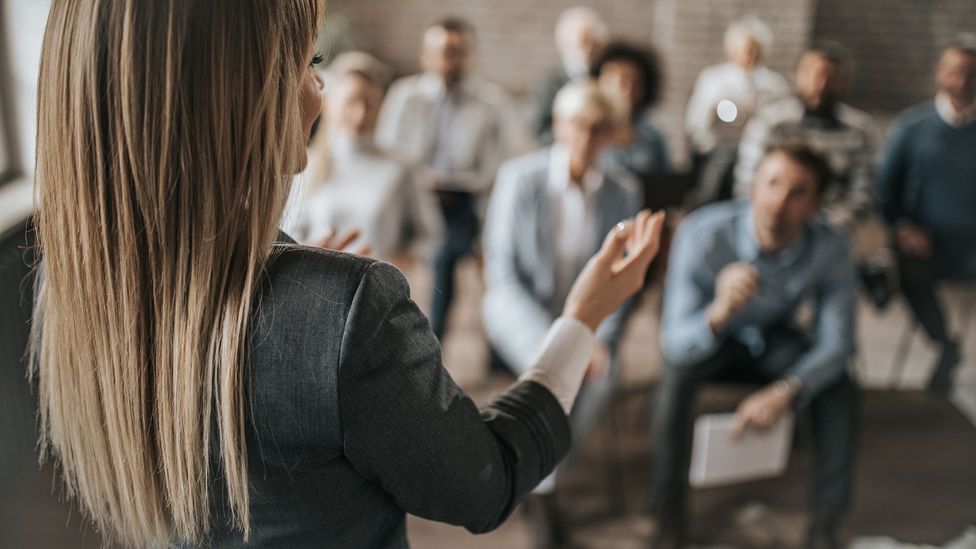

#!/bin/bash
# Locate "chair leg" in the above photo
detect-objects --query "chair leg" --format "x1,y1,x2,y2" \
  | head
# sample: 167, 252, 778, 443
889, 315, 916, 389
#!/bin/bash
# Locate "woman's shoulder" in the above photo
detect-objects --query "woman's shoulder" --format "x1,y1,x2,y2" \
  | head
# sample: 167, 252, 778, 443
265, 241, 375, 299
263, 240, 411, 311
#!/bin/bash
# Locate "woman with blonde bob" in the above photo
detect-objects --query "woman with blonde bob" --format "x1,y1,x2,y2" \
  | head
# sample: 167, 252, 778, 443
30, 1, 663, 547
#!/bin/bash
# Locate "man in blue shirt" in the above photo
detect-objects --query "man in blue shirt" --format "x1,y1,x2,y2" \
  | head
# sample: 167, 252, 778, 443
652, 144, 858, 549
879, 38, 976, 394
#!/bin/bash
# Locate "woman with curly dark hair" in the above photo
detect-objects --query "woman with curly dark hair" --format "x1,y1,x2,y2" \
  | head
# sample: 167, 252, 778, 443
591, 41, 671, 184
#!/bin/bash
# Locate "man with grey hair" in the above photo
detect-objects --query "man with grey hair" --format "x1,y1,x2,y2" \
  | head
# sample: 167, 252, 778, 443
532, 7, 610, 145
484, 78, 642, 548
685, 15, 790, 206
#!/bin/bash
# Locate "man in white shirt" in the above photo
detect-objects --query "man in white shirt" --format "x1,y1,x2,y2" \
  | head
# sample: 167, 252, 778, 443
685, 16, 790, 206
376, 18, 508, 340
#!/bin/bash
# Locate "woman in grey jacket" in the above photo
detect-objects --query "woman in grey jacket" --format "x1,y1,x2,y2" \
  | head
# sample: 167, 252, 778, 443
29, 1, 664, 547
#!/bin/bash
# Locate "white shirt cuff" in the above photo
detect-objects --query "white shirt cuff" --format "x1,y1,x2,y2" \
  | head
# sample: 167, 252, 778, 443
520, 316, 596, 414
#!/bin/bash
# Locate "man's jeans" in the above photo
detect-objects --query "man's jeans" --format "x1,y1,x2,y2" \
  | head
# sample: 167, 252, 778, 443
430, 191, 479, 340
651, 328, 859, 522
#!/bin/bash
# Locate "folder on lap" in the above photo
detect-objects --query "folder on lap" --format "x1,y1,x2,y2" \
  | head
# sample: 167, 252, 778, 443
689, 412, 794, 488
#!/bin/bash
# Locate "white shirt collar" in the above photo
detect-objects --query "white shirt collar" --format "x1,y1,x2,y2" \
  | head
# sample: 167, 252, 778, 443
547, 145, 603, 196
935, 92, 976, 127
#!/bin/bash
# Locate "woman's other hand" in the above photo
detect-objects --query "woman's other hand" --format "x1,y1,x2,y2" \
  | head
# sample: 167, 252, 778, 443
314, 228, 373, 257
563, 210, 665, 332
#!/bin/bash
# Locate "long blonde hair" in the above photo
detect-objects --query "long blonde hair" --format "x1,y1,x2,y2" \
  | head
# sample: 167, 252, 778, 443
30, 0, 324, 545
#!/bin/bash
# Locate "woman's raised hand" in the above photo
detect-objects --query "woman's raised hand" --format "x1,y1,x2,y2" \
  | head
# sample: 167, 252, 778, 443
562, 210, 665, 332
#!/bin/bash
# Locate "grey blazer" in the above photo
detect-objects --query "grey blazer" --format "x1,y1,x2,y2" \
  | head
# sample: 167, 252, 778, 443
482, 148, 642, 374
197, 235, 571, 548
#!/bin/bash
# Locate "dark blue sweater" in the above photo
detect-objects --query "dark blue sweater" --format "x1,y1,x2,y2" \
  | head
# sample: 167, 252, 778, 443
879, 101, 976, 237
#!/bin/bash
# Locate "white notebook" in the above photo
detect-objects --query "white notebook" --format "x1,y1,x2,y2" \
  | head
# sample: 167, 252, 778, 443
689, 412, 794, 488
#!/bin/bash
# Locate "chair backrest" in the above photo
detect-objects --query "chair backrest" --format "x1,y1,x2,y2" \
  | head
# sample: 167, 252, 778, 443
642, 172, 695, 212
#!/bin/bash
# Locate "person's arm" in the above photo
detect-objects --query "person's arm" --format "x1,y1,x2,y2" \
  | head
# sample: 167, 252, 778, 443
784, 238, 857, 406
440, 104, 504, 194
374, 80, 410, 153
877, 118, 911, 226
733, 114, 771, 199
685, 71, 718, 155
482, 162, 559, 373
845, 117, 879, 219
398, 165, 444, 263
340, 211, 663, 533
655, 127, 672, 174
338, 262, 579, 533
532, 73, 561, 146
659, 219, 724, 366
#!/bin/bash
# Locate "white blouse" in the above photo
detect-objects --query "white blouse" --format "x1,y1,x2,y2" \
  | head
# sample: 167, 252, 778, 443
284, 137, 443, 261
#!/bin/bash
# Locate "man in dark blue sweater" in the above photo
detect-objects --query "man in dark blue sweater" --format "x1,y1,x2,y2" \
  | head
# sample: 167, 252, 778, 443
879, 37, 976, 394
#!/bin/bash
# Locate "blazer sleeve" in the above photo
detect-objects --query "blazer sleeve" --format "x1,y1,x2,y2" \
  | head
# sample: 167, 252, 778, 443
337, 261, 571, 533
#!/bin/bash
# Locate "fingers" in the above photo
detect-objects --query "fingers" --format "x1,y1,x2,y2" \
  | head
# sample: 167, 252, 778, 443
313, 228, 337, 249
313, 228, 371, 256
331, 229, 362, 251
731, 412, 748, 440
596, 220, 632, 266
611, 210, 665, 276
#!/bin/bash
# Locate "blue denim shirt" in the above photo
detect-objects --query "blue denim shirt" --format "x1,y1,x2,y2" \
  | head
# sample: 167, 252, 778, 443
661, 201, 857, 404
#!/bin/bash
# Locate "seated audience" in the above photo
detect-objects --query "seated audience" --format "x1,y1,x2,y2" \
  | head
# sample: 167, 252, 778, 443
533, 7, 609, 145
653, 145, 858, 549
591, 41, 671, 183
482, 79, 646, 548
735, 43, 876, 227
286, 52, 442, 265
685, 16, 790, 206
878, 37, 976, 394
376, 18, 507, 339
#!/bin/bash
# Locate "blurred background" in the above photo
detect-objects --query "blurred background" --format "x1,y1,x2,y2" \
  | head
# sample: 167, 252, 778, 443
1, 1, 975, 548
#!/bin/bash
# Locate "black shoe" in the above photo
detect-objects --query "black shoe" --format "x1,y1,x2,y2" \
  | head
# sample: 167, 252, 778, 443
525, 493, 574, 549
858, 262, 893, 310
805, 516, 841, 549
928, 341, 961, 395
650, 505, 688, 549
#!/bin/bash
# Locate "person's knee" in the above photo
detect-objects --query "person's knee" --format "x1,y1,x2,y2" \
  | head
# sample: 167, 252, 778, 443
659, 364, 703, 397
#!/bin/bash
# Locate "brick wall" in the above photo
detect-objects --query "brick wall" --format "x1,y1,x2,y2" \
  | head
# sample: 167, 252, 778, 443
812, 0, 976, 113
323, 0, 975, 163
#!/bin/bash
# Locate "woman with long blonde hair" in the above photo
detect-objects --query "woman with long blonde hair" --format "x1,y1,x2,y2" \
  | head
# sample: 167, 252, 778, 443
30, 1, 663, 547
